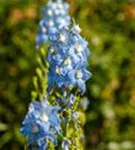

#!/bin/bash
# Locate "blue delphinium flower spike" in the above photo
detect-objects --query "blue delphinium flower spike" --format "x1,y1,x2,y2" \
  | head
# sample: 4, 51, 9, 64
21, 99, 61, 149
36, 0, 70, 48
48, 24, 92, 93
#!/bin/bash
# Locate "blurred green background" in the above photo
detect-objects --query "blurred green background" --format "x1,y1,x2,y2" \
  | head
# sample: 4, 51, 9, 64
0, 0, 135, 149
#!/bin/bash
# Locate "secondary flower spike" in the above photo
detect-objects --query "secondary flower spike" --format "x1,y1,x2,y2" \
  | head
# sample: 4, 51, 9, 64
48, 24, 92, 93
21, 99, 61, 149
36, 0, 71, 48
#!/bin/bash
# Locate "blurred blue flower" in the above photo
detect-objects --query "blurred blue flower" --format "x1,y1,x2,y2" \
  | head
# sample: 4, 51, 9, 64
21, 99, 61, 149
36, 0, 70, 48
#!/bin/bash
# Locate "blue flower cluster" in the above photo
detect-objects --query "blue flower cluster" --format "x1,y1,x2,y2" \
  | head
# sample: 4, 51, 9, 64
36, 0, 70, 48
21, 99, 61, 149
48, 25, 91, 93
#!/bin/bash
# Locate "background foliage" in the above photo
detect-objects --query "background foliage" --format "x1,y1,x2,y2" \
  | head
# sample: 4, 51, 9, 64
0, 0, 135, 149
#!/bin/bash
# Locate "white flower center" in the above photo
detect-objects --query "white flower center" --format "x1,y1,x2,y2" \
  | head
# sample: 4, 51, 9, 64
40, 113, 49, 122
59, 34, 66, 43
48, 20, 54, 27
64, 57, 72, 66
55, 67, 60, 74
57, 3, 63, 9
47, 10, 53, 16
74, 25, 81, 33
60, 19, 66, 25
49, 47, 55, 53
42, 27, 47, 33
75, 70, 83, 79
74, 44, 83, 53
31, 125, 39, 133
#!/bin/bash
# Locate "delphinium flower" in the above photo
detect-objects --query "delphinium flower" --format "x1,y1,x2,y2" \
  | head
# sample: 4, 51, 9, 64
48, 24, 91, 93
36, 0, 70, 48
21, 0, 92, 149
21, 99, 61, 149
